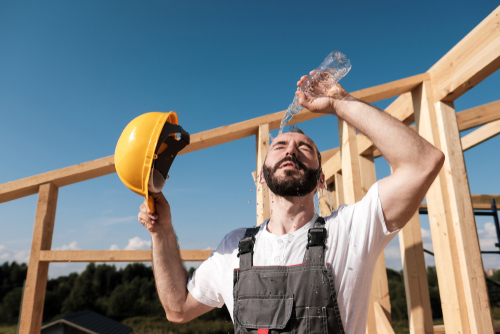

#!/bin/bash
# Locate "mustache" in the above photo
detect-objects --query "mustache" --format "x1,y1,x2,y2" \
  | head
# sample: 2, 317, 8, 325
272, 156, 306, 173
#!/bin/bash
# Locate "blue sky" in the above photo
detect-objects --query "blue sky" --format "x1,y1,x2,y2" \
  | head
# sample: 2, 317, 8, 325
0, 1, 499, 278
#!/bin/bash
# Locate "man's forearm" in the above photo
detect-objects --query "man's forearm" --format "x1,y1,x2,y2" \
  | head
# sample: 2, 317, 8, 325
151, 223, 189, 315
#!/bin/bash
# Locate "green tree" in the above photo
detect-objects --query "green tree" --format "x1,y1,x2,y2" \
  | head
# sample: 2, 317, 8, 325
0, 287, 23, 324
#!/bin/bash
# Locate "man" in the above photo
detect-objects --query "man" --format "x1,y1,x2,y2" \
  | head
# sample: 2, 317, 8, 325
137, 73, 444, 333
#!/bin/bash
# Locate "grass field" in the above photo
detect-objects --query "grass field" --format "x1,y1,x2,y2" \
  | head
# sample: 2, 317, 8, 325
0, 325, 16, 334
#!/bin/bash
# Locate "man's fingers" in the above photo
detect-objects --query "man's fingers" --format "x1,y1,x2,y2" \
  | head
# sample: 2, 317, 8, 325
295, 91, 309, 109
297, 75, 308, 87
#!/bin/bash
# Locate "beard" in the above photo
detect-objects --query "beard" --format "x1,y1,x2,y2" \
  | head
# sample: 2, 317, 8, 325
263, 155, 321, 197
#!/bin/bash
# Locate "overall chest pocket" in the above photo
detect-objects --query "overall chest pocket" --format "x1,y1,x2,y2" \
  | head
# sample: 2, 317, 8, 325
234, 294, 293, 330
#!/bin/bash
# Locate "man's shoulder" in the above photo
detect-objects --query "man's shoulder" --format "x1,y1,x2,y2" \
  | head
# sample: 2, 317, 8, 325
215, 226, 255, 253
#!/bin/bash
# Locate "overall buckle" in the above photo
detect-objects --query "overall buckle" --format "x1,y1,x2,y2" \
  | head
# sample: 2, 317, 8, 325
237, 236, 256, 257
306, 228, 327, 249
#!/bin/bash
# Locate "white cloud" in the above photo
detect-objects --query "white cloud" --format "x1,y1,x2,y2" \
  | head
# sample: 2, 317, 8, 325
478, 222, 498, 250
0, 245, 6, 251
109, 244, 120, 250
0, 253, 10, 260
54, 241, 81, 251
124, 237, 151, 250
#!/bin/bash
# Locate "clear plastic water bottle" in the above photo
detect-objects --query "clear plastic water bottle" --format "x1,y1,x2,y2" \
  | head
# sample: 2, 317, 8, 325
279, 51, 352, 134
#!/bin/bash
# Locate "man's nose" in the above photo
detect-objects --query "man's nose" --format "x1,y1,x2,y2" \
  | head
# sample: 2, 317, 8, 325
284, 144, 298, 157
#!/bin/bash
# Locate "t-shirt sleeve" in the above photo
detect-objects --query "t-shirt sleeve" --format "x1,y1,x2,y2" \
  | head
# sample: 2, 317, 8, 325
187, 228, 245, 308
336, 181, 398, 263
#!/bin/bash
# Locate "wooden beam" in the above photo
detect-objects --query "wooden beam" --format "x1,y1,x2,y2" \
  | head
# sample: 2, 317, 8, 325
413, 81, 470, 333
350, 73, 430, 104
19, 183, 58, 334
421, 194, 500, 210
338, 119, 363, 205
352, 96, 500, 157
374, 302, 396, 334
434, 100, 493, 333
320, 147, 339, 163
461, 119, 500, 151
359, 154, 392, 330
334, 173, 345, 210
256, 124, 270, 226
0, 156, 115, 203
457, 99, 500, 131
428, 6, 500, 102
469, 194, 500, 209
0, 73, 432, 204
399, 211, 434, 334
38, 250, 212, 262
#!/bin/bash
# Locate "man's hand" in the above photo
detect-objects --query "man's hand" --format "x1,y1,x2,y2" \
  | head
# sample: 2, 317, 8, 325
138, 192, 172, 234
295, 71, 349, 115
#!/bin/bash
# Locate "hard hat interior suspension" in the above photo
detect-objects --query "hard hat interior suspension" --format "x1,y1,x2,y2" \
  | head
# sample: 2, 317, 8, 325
150, 122, 190, 190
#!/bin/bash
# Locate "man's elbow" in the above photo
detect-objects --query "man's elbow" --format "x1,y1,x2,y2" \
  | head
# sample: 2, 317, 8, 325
166, 310, 190, 324
425, 148, 445, 180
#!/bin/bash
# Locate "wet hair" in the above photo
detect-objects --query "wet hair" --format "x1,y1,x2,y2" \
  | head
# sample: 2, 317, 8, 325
288, 126, 322, 172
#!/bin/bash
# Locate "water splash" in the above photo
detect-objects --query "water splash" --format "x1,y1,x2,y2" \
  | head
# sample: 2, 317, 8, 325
313, 191, 320, 216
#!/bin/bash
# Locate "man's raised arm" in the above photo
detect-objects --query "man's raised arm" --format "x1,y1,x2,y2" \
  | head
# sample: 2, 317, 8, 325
296, 78, 444, 232
138, 193, 214, 322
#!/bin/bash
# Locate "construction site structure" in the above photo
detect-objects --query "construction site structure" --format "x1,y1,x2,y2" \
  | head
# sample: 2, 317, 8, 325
1, 5, 500, 334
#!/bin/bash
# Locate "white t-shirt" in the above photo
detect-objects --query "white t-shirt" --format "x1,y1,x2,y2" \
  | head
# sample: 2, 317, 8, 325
187, 182, 398, 334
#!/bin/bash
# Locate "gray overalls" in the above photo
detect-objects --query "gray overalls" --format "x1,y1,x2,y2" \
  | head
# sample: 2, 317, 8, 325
233, 217, 346, 334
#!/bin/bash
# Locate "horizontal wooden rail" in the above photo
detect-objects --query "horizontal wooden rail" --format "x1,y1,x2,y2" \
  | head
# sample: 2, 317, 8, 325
0, 73, 430, 203
350, 73, 429, 104
0, 157, 116, 203
39, 250, 213, 262
461, 119, 500, 151
356, 98, 500, 157
420, 194, 500, 210
456, 99, 500, 131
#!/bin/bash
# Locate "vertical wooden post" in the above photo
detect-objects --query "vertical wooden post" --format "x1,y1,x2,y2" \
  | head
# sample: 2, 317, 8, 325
412, 81, 469, 333
318, 188, 332, 217
339, 119, 384, 334
256, 124, 270, 226
338, 119, 363, 204
399, 211, 434, 334
359, 154, 392, 332
434, 101, 493, 333
334, 173, 344, 210
19, 182, 58, 334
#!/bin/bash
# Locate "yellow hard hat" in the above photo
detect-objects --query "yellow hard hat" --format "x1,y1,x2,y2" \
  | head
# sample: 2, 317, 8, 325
115, 111, 190, 212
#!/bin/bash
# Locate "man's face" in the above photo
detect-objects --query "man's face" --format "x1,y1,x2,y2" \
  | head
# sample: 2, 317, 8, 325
262, 132, 322, 197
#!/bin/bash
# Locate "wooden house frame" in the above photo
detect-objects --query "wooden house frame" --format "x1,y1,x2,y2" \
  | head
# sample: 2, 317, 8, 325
1, 5, 500, 333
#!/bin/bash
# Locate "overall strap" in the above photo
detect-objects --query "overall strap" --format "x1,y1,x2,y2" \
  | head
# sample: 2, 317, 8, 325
303, 216, 327, 264
237, 226, 260, 269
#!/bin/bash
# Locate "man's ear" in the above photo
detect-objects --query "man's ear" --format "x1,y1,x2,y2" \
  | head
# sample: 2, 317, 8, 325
317, 172, 325, 189
259, 168, 266, 184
